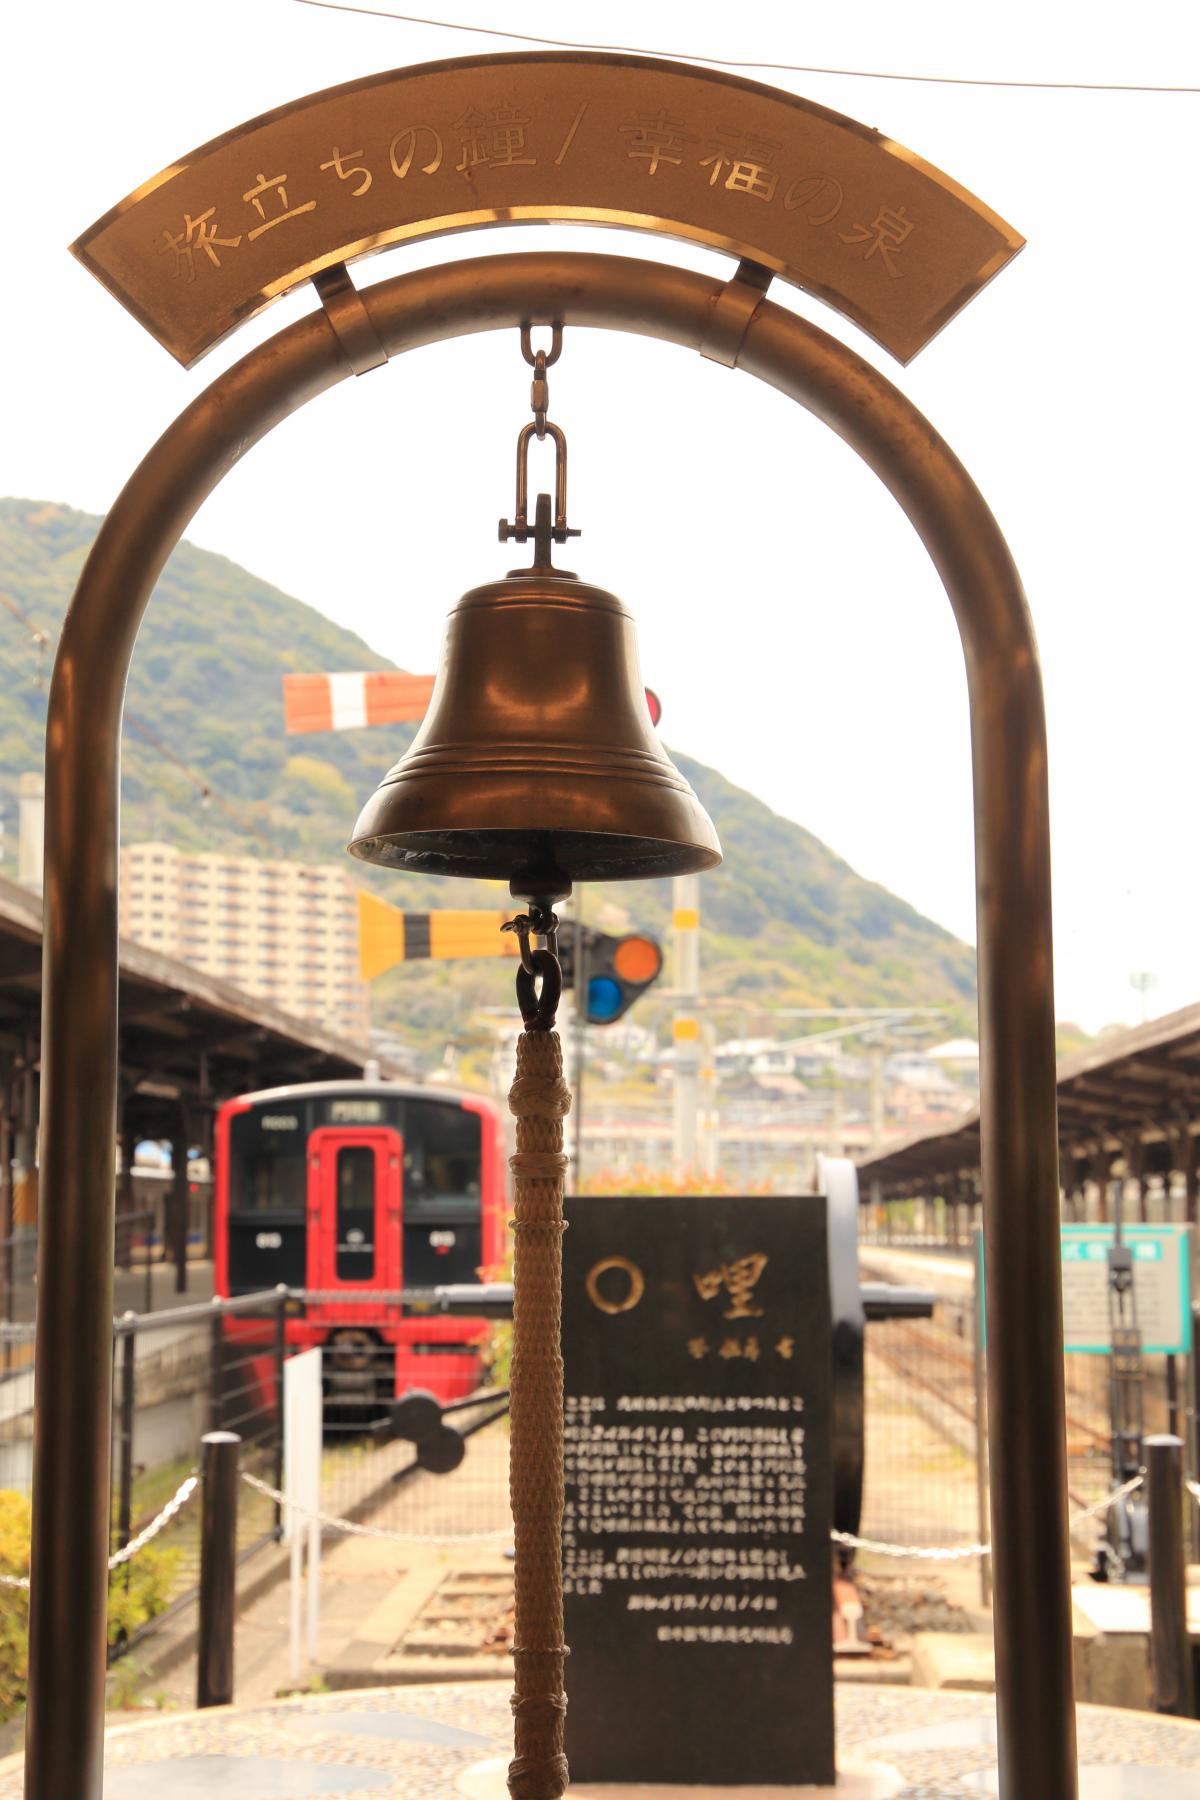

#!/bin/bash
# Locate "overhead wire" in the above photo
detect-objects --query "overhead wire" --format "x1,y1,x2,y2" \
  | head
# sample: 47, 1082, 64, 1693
290, 0, 1200, 94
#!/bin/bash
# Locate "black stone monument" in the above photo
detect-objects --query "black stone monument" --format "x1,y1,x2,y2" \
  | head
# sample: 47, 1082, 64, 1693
562, 1192, 834, 1786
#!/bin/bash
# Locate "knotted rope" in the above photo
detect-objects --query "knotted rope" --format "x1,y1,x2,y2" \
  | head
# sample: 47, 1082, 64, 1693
507, 1026, 572, 1800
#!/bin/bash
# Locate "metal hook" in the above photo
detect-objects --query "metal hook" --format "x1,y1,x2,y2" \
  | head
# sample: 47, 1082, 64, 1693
516, 948, 563, 1031
520, 323, 563, 368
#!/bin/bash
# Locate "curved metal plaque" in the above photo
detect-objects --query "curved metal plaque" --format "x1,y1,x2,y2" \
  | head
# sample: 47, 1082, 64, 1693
72, 51, 1022, 368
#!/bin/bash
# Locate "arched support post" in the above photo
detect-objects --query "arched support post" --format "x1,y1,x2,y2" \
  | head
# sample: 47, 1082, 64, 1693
28, 250, 1074, 1799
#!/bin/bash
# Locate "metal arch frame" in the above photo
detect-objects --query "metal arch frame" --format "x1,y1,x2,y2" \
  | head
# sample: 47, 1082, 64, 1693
29, 250, 1074, 1798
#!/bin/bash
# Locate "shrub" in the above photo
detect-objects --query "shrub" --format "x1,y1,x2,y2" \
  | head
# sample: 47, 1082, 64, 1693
0, 1490, 181, 1721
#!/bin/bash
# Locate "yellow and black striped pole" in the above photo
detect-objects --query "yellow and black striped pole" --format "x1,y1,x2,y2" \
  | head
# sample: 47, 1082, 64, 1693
357, 890, 520, 980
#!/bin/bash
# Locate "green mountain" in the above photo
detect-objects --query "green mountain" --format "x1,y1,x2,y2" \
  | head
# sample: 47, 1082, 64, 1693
0, 498, 977, 1044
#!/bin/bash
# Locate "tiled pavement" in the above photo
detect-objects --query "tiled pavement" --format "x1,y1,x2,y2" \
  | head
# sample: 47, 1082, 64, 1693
3, 1682, 1200, 1796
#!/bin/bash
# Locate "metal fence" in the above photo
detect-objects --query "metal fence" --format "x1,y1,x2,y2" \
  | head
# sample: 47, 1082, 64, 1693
859, 1268, 989, 1565
0, 1287, 513, 1665
857, 1242, 1199, 1579
0, 1187, 211, 1332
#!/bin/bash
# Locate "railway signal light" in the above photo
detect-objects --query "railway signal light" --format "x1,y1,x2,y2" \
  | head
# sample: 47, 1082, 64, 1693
559, 926, 664, 1025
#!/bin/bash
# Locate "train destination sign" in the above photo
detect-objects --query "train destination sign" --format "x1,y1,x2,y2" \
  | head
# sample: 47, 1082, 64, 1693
562, 1192, 834, 1787
72, 52, 1023, 368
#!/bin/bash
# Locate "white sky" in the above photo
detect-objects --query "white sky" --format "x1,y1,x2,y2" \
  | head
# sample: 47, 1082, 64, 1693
2, 0, 1198, 1033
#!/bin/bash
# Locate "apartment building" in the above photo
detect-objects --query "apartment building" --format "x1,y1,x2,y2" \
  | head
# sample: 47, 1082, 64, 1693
120, 841, 369, 1040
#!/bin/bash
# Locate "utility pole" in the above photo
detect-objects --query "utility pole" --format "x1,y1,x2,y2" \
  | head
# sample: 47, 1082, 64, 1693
672, 873, 701, 1177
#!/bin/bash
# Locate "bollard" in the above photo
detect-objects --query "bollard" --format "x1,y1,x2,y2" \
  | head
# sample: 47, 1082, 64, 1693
197, 1430, 241, 1709
1145, 1434, 1195, 1717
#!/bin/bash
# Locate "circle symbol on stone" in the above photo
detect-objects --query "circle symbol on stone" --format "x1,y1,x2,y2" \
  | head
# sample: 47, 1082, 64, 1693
585, 1255, 646, 1314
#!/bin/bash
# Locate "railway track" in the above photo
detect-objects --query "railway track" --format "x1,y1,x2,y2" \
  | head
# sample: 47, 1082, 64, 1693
869, 1315, 1114, 1516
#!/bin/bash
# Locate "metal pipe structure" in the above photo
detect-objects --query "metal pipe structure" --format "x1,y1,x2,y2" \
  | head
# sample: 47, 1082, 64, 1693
29, 250, 1073, 1797
196, 1430, 241, 1710
1145, 1434, 1195, 1718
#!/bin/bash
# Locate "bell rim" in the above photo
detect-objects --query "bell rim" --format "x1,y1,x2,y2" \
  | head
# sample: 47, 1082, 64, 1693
347, 824, 723, 882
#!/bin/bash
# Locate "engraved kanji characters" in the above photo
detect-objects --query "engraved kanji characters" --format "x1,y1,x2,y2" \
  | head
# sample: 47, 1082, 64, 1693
840, 203, 915, 276
320, 146, 372, 197
700, 126, 780, 202
158, 208, 242, 280
693, 1252, 768, 1319
455, 101, 535, 171
389, 125, 443, 179
620, 109, 693, 174
783, 172, 844, 227
775, 1336, 795, 1361
687, 1336, 709, 1361
241, 171, 316, 241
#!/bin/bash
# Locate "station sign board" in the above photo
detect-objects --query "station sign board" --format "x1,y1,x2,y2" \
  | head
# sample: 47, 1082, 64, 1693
978, 1223, 1192, 1355
1058, 1224, 1191, 1355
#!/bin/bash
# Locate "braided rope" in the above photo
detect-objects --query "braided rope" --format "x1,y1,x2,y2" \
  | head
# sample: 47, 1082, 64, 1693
507, 1028, 572, 1800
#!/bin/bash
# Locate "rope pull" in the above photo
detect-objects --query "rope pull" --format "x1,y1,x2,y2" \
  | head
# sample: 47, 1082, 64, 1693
505, 1023, 571, 1800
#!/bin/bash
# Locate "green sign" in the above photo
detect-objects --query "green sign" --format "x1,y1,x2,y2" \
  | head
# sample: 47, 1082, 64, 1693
978, 1224, 1193, 1355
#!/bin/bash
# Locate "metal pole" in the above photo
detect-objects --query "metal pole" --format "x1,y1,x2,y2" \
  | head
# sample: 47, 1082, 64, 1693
171, 1123, 189, 1295
197, 1429, 240, 1709
972, 1228, 992, 1608
116, 1318, 136, 1574
672, 872, 700, 1176
1145, 1434, 1195, 1718
273, 1285, 287, 1537
209, 1298, 225, 1436
31, 250, 1073, 1798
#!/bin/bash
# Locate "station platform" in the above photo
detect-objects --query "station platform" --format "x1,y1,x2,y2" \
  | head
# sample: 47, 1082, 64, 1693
3, 1682, 1199, 1797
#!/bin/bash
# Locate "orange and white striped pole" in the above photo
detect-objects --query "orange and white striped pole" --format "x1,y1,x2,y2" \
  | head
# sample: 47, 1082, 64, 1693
282, 670, 435, 734
672, 873, 701, 1178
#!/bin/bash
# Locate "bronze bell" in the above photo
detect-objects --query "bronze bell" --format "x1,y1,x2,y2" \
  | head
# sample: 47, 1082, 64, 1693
348, 556, 721, 896
350, 361, 720, 902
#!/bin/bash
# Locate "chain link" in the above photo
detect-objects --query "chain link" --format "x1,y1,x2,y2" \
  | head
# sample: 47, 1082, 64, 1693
831, 1529, 989, 1562
108, 1474, 199, 1568
1068, 1472, 1144, 1525
0, 1472, 199, 1592
240, 1471, 514, 1545
831, 1474, 1148, 1563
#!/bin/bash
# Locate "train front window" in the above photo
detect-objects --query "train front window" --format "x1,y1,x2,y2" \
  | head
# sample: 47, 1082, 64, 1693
228, 1112, 307, 1213
403, 1102, 482, 1219
335, 1145, 376, 1281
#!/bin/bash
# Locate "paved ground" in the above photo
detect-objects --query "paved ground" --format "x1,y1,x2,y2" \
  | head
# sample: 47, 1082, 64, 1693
4, 1683, 1200, 1797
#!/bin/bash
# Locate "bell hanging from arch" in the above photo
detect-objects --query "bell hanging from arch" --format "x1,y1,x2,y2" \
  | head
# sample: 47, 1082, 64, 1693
349, 421, 721, 901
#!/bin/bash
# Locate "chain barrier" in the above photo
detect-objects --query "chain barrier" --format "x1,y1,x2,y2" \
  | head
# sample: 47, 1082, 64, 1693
832, 1473, 1148, 1563
240, 1470, 514, 1545
831, 1528, 989, 1562
0, 1472, 199, 1592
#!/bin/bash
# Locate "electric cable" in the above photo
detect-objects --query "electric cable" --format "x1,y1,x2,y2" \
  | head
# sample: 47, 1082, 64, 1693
290, 0, 1200, 94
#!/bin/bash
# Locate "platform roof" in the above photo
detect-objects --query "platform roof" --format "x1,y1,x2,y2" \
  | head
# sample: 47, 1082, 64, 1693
0, 871, 386, 1134
857, 1000, 1200, 1198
